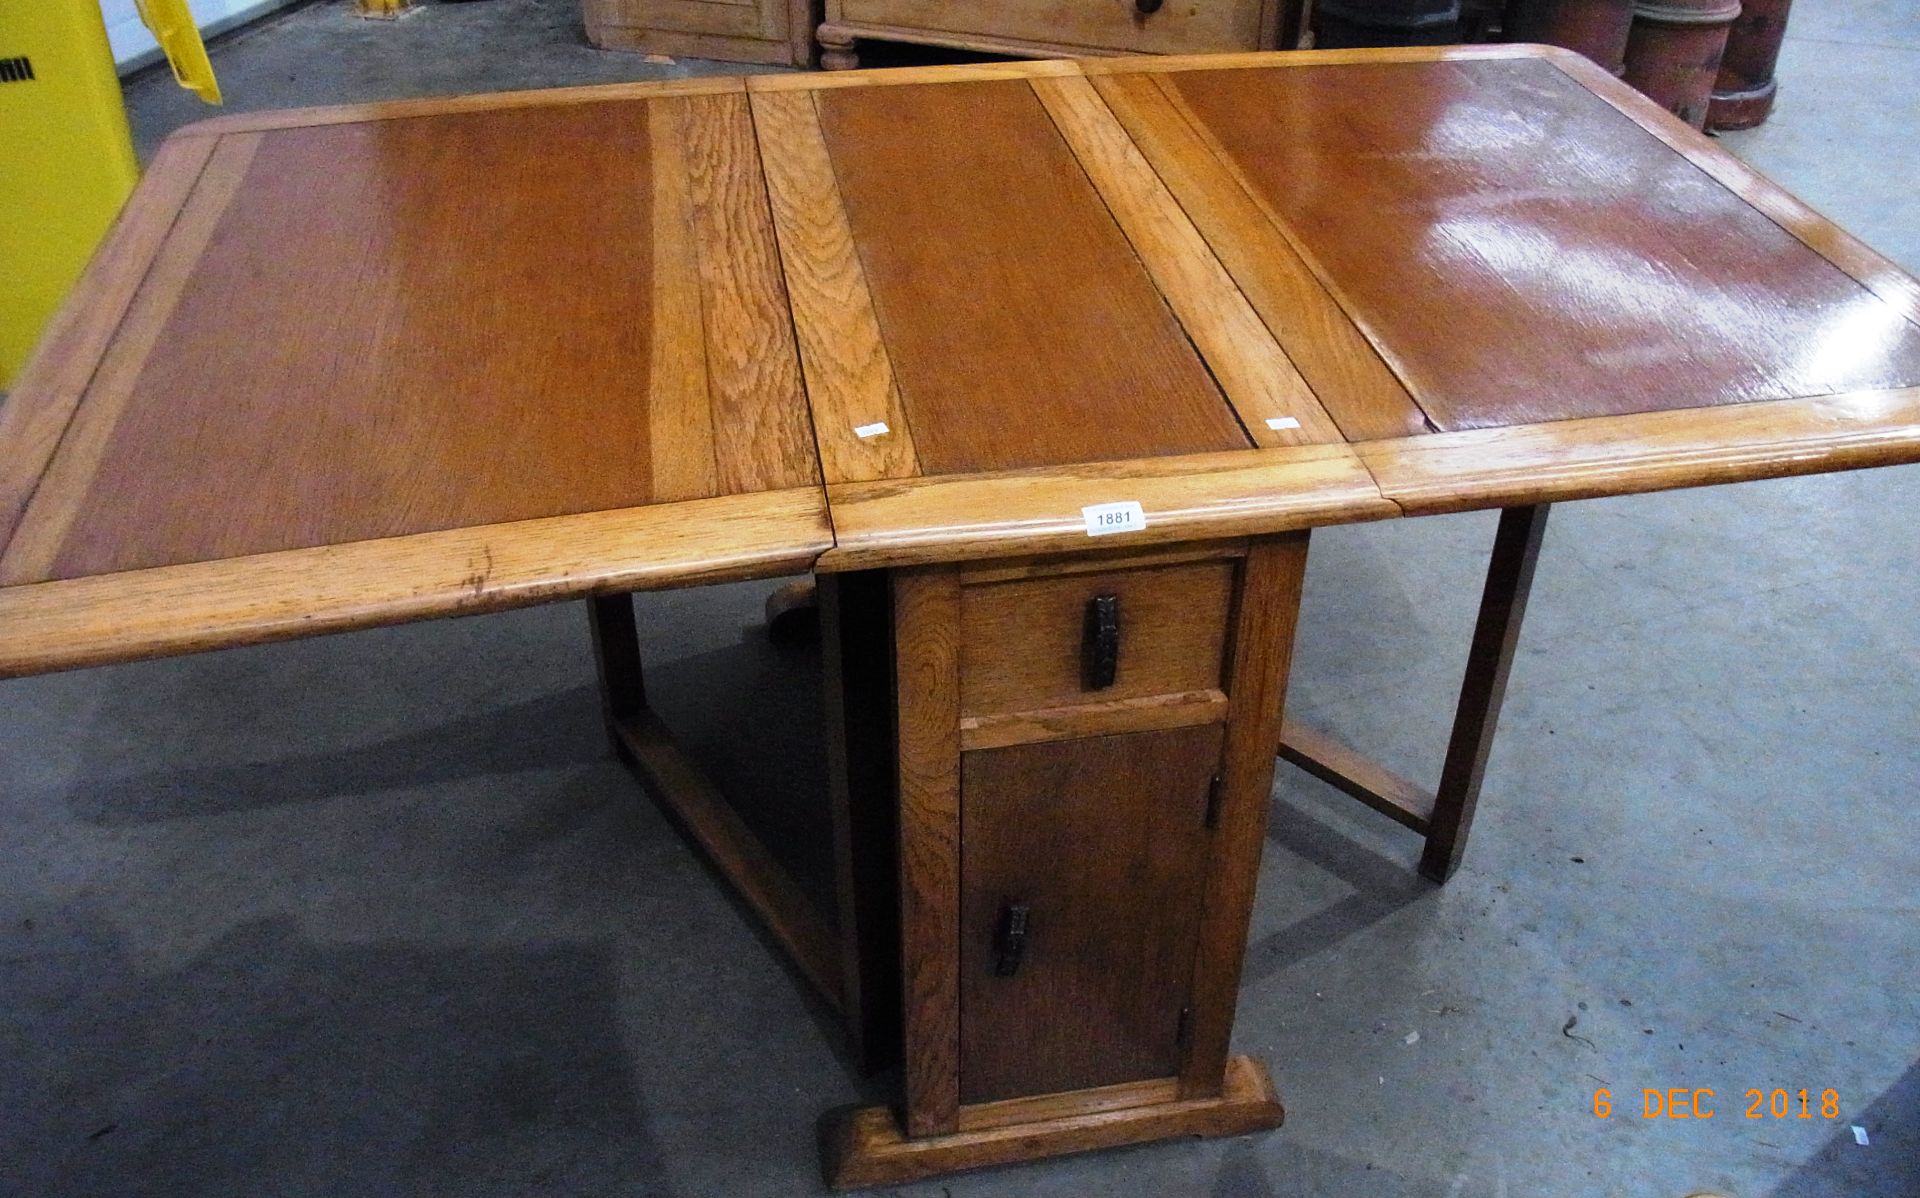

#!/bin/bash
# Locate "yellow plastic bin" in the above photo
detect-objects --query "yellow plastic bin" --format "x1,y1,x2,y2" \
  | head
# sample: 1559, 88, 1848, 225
0, 0, 219, 389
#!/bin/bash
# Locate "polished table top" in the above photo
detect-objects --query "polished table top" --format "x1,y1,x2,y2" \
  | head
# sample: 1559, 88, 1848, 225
3, 45, 1918, 675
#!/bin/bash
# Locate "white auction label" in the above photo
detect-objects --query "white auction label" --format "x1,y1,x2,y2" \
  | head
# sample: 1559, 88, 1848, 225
1082, 500, 1146, 537
853, 421, 890, 439
1266, 416, 1301, 431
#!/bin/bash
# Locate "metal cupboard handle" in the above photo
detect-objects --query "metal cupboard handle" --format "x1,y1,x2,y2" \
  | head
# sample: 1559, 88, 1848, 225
994, 903, 1030, 977
1082, 594, 1120, 690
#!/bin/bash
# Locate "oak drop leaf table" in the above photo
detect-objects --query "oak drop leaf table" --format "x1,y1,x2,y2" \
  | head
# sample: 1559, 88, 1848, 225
4, 46, 1919, 1189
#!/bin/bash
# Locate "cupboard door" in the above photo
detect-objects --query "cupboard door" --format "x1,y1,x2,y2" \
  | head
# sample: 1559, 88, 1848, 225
958, 724, 1223, 1104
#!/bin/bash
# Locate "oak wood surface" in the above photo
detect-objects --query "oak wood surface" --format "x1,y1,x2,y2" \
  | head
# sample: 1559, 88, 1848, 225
1547, 50, 1920, 330
1089, 69, 1428, 442
3, 134, 264, 584
892, 567, 964, 1136
810, 79, 1251, 475
0, 488, 830, 679
958, 725, 1224, 1103
751, 89, 921, 485
821, 1053, 1283, 1189
958, 560, 1234, 719
1164, 57, 1920, 431
1419, 504, 1549, 883
1179, 534, 1307, 1097
0, 135, 217, 554
1280, 719, 1434, 832
1028, 74, 1343, 449
959, 688, 1229, 752
957, 540, 1248, 585
8, 47, 1920, 681
5, 96, 818, 587
953, 1075, 1179, 1132
819, 570, 903, 1071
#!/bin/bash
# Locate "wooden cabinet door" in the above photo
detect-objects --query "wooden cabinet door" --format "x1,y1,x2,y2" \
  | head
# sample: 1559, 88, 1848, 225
958, 724, 1224, 1104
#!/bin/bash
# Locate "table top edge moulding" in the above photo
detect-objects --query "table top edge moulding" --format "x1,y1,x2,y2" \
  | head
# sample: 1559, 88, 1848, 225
815, 445, 1396, 571
1358, 385, 1920, 516
0, 487, 831, 680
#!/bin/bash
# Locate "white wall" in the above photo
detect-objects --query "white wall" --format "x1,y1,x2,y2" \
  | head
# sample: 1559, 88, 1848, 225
102, 0, 301, 69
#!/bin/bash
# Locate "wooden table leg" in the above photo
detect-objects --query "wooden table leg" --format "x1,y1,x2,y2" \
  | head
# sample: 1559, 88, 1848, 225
585, 592, 844, 1009
1419, 504, 1550, 881
1277, 504, 1550, 884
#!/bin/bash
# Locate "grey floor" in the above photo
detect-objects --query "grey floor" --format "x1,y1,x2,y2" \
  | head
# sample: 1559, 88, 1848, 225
4, 2, 1915, 1195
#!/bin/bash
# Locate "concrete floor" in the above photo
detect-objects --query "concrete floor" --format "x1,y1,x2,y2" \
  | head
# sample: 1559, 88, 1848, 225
3, 2, 1914, 1195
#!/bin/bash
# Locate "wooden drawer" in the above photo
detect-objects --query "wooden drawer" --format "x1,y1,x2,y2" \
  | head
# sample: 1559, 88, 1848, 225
833, 0, 1270, 54
958, 724, 1223, 1103
958, 557, 1235, 724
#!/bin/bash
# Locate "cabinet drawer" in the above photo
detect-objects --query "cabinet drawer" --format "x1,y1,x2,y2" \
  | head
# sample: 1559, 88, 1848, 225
835, 0, 1267, 54
959, 724, 1222, 1103
959, 559, 1234, 721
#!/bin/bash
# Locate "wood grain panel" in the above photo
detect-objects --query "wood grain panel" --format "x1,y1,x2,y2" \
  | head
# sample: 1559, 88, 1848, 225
1165, 57, 1920, 431
959, 725, 1223, 1103
0, 135, 219, 558
2, 134, 264, 585
956, 1076, 1180, 1133
1090, 70, 1428, 441
1547, 50, 1920, 334
812, 79, 1252, 474
960, 688, 1228, 752
817, 444, 1395, 572
750, 89, 920, 484
1029, 75, 1341, 449
958, 560, 1234, 718
0, 488, 830, 680
8, 96, 815, 586
1180, 534, 1306, 1097
678, 92, 820, 494
645, 103, 718, 505
893, 567, 964, 1136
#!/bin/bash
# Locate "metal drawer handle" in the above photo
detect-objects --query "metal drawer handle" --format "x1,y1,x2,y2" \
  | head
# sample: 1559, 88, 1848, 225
1082, 593, 1120, 690
994, 902, 1030, 977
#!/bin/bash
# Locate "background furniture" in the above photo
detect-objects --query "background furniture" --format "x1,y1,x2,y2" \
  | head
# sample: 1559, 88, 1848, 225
815, 0, 1303, 70
4, 46, 1919, 1188
584, 0, 817, 66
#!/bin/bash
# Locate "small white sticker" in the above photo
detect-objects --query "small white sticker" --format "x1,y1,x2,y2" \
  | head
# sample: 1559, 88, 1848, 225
1082, 500, 1146, 537
1266, 416, 1301, 431
853, 421, 889, 439
1853, 1125, 1870, 1146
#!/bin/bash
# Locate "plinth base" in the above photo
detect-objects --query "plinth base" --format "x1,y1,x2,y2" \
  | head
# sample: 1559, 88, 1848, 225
820, 1055, 1284, 1189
